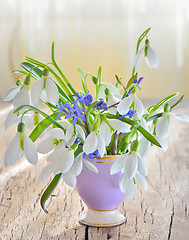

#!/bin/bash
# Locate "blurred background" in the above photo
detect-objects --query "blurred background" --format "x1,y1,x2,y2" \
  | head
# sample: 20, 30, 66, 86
0, 0, 189, 98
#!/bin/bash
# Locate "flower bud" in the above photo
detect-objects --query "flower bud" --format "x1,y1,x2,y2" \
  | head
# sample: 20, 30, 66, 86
16, 79, 22, 86
104, 88, 110, 95
24, 75, 31, 86
92, 76, 98, 84
164, 102, 170, 113
17, 122, 25, 133
43, 68, 49, 77
130, 139, 140, 152
144, 39, 150, 57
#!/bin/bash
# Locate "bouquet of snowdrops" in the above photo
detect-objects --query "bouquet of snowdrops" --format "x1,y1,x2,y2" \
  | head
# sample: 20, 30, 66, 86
2, 28, 189, 212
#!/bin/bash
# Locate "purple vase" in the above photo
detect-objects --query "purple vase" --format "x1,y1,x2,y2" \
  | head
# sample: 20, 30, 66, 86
76, 155, 126, 227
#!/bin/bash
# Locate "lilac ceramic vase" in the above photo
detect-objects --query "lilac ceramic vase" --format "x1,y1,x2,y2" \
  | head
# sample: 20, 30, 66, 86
76, 155, 126, 227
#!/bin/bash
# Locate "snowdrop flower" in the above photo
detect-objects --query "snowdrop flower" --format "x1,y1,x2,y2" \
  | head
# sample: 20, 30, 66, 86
31, 69, 59, 105
117, 94, 144, 119
98, 82, 122, 114
37, 128, 65, 154
1, 80, 22, 102
134, 39, 159, 69
120, 172, 147, 196
4, 122, 38, 167
156, 103, 189, 139
39, 146, 75, 182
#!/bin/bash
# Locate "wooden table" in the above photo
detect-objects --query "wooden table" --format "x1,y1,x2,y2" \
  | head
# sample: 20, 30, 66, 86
0, 101, 189, 240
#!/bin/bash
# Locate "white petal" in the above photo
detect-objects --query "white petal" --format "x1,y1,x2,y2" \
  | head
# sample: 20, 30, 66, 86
98, 122, 112, 146
47, 146, 66, 162
136, 172, 147, 190
45, 77, 59, 105
140, 117, 149, 131
134, 47, 144, 69
37, 137, 55, 154
4, 133, 22, 167
134, 96, 144, 119
1, 86, 21, 101
139, 136, 151, 158
63, 170, 76, 187
110, 155, 126, 175
96, 134, 105, 157
102, 82, 120, 95
73, 157, 83, 176
146, 45, 159, 68
66, 137, 76, 148
120, 173, 135, 196
172, 113, 189, 122
4, 108, 17, 130
83, 159, 98, 173
108, 119, 130, 134
31, 78, 44, 105
98, 84, 106, 99
39, 163, 55, 182
50, 128, 65, 139
59, 120, 70, 129
76, 125, 86, 140
24, 134, 38, 165
117, 96, 133, 115
65, 125, 74, 142
58, 150, 74, 173
124, 152, 138, 179
83, 131, 98, 155
156, 113, 170, 138
137, 156, 148, 176
154, 136, 168, 152
13, 87, 31, 109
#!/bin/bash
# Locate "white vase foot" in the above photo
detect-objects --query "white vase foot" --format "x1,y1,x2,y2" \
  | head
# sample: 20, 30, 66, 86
79, 208, 126, 227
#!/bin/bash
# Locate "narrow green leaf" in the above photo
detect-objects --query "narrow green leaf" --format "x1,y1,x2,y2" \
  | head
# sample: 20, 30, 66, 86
126, 73, 137, 90
170, 95, 184, 110
97, 66, 102, 85
136, 27, 151, 54
105, 113, 161, 147
12, 69, 38, 80
147, 92, 179, 117
77, 67, 88, 94
86, 101, 98, 132
41, 173, 62, 213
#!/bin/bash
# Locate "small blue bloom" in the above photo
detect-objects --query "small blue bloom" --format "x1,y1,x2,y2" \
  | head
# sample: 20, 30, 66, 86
126, 77, 144, 97
76, 91, 93, 106
65, 102, 85, 125
119, 109, 136, 119
95, 98, 108, 110
83, 150, 101, 159
55, 101, 70, 120
84, 92, 93, 106
74, 137, 81, 144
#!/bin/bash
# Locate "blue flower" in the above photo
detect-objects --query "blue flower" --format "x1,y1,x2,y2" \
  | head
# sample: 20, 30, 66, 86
83, 150, 101, 159
126, 77, 143, 97
119, 109, 136, 119
95, 98, 108, 110
55, 101, 70, 120
76, 91, 93, 106
65, 102, 85, 125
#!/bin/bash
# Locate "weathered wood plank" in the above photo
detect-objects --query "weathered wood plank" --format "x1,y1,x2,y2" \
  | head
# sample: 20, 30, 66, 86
0, 106, 189, 240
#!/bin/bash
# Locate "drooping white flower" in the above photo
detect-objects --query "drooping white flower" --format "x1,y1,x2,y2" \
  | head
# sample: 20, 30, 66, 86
117, 94, 144, 119
13, 85, 32, 109
39, 146, 75, 181
65, 124, 86, 142
31, 69, 59, 105
156, 110, 189, 139
98, 82, 122, 114
1, 85, 22, 101
4, 122, 38, 167
134, 39, 159, 69
37, 128, 65, 154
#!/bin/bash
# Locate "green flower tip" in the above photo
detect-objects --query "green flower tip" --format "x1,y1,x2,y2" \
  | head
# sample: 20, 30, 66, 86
16, 79, 22, 86
164, 102, 170, 113
130, 139, 140, 152
104, 88, 110, 95
43, 68, 49, 77
17, 122, 25, 133
24, 75, 31, 86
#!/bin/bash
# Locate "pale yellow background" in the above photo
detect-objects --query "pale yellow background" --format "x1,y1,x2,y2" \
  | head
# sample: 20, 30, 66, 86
0, 0, 189, 98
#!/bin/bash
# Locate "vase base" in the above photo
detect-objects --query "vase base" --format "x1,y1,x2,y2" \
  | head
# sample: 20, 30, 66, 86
79, 208, 126, 227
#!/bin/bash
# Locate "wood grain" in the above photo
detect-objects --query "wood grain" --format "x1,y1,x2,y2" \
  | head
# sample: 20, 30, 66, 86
0, 105, 189, 240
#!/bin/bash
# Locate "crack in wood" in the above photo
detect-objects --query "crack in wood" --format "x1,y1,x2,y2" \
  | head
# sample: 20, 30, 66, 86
167, 206, 174, 240
85, 226, 89, 240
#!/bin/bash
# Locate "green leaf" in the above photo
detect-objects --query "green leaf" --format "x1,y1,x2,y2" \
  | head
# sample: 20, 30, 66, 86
105, 113, 161, 147
41, 173, 62, 213
126, 73, 137, 90
12, 69, 38, 80
136, 27, 151, 54
147, 92, 179, 117
170, 95, 184, 110
77, 67, 88, 94
21, 61, 69, 102
97, 66, 102, 85
86, 101, 98, 132
24, 56, 72, 101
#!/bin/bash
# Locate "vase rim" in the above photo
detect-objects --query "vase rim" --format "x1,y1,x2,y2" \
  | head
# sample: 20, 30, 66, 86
84, 155, 122, 162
